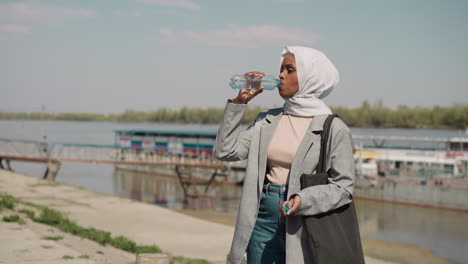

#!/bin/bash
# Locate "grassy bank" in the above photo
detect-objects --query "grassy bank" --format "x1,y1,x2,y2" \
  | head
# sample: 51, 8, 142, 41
0, 192, 209, 264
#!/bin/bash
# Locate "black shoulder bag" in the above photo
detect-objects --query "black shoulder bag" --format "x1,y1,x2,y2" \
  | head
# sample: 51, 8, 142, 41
300, 115, 365, 264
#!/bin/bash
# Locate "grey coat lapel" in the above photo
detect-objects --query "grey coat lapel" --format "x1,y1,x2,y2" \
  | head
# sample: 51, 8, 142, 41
257, 109, 282, 194
287, 115, 329, 196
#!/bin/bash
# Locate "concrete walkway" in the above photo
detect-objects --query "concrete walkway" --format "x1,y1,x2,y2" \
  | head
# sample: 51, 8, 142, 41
0, 169, 395, 264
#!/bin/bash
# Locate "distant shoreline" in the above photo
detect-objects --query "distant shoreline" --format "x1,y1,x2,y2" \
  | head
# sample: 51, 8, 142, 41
0, 102, 467, 130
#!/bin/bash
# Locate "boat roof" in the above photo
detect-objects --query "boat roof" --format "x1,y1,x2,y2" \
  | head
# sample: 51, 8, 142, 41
114, 129, 217, 139
114, 130, 468, 144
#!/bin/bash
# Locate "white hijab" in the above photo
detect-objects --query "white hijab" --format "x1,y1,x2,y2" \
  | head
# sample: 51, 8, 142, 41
281, 46, 340, 117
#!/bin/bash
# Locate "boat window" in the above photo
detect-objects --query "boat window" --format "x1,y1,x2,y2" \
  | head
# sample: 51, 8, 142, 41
395, 161, 401, 169
444, 164, 454, 174
449, 142, 468, 151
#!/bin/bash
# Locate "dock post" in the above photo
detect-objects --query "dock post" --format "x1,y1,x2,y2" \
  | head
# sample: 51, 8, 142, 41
51, 161, 61, 181
5, 159, 13, 171
43, 167, 49, 179
47, 157, 53, 181
136, 253, 169, 264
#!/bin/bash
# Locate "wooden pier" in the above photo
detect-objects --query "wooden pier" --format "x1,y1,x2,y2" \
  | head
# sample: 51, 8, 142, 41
0, 137, 231, 210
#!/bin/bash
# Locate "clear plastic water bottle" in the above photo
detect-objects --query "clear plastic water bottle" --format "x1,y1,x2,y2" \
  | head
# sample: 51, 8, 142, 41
229, 74, 280, 90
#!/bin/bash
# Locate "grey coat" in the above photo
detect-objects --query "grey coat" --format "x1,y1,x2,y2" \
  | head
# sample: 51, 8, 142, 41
214, 101, 356, 264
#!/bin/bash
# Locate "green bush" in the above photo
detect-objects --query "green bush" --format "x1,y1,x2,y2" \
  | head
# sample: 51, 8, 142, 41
0, 193, 17, 211
58, 219, 84, 235
3, 214, 21, 223
184, 260, 210, 264
135, 245, 163, 254
110, 236, 137, 252
42, 236, 64, 241
170, 256, 210, 264
19, 209, 35, 218
34, 208, 64, 225
81, 227, 112, 245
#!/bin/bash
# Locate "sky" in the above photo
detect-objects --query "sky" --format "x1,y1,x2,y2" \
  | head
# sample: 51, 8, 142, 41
1, 0, 467, 114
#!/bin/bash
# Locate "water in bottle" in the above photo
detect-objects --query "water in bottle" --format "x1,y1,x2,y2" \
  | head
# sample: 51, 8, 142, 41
229, 74, 280, 90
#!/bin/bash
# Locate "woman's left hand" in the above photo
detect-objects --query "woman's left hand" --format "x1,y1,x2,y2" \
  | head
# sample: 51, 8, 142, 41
281, 195, 302, 216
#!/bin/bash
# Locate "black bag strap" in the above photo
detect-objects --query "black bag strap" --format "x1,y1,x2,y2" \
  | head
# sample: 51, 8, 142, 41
316, 114, 337, 174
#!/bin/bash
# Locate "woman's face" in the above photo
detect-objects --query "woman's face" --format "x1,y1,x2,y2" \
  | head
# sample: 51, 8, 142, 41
278, 53, 299, 98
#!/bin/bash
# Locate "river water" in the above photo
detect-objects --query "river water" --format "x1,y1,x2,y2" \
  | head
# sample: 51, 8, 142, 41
1, 120, 467, 264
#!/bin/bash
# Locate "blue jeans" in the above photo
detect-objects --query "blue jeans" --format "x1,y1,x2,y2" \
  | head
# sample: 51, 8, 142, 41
247, 183, 288, 264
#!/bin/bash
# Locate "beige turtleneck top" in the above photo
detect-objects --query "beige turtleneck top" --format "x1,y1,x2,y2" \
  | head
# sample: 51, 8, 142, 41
265, 114, 313, 185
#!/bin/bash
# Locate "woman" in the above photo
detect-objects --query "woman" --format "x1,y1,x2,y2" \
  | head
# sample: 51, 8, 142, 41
215, 46, 358, 264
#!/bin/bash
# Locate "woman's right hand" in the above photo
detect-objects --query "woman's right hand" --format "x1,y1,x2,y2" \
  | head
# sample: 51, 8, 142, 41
232, 72, 265, 104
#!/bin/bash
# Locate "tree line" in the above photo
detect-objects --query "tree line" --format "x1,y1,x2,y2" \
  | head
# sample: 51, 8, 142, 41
0, 102, 466, 129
